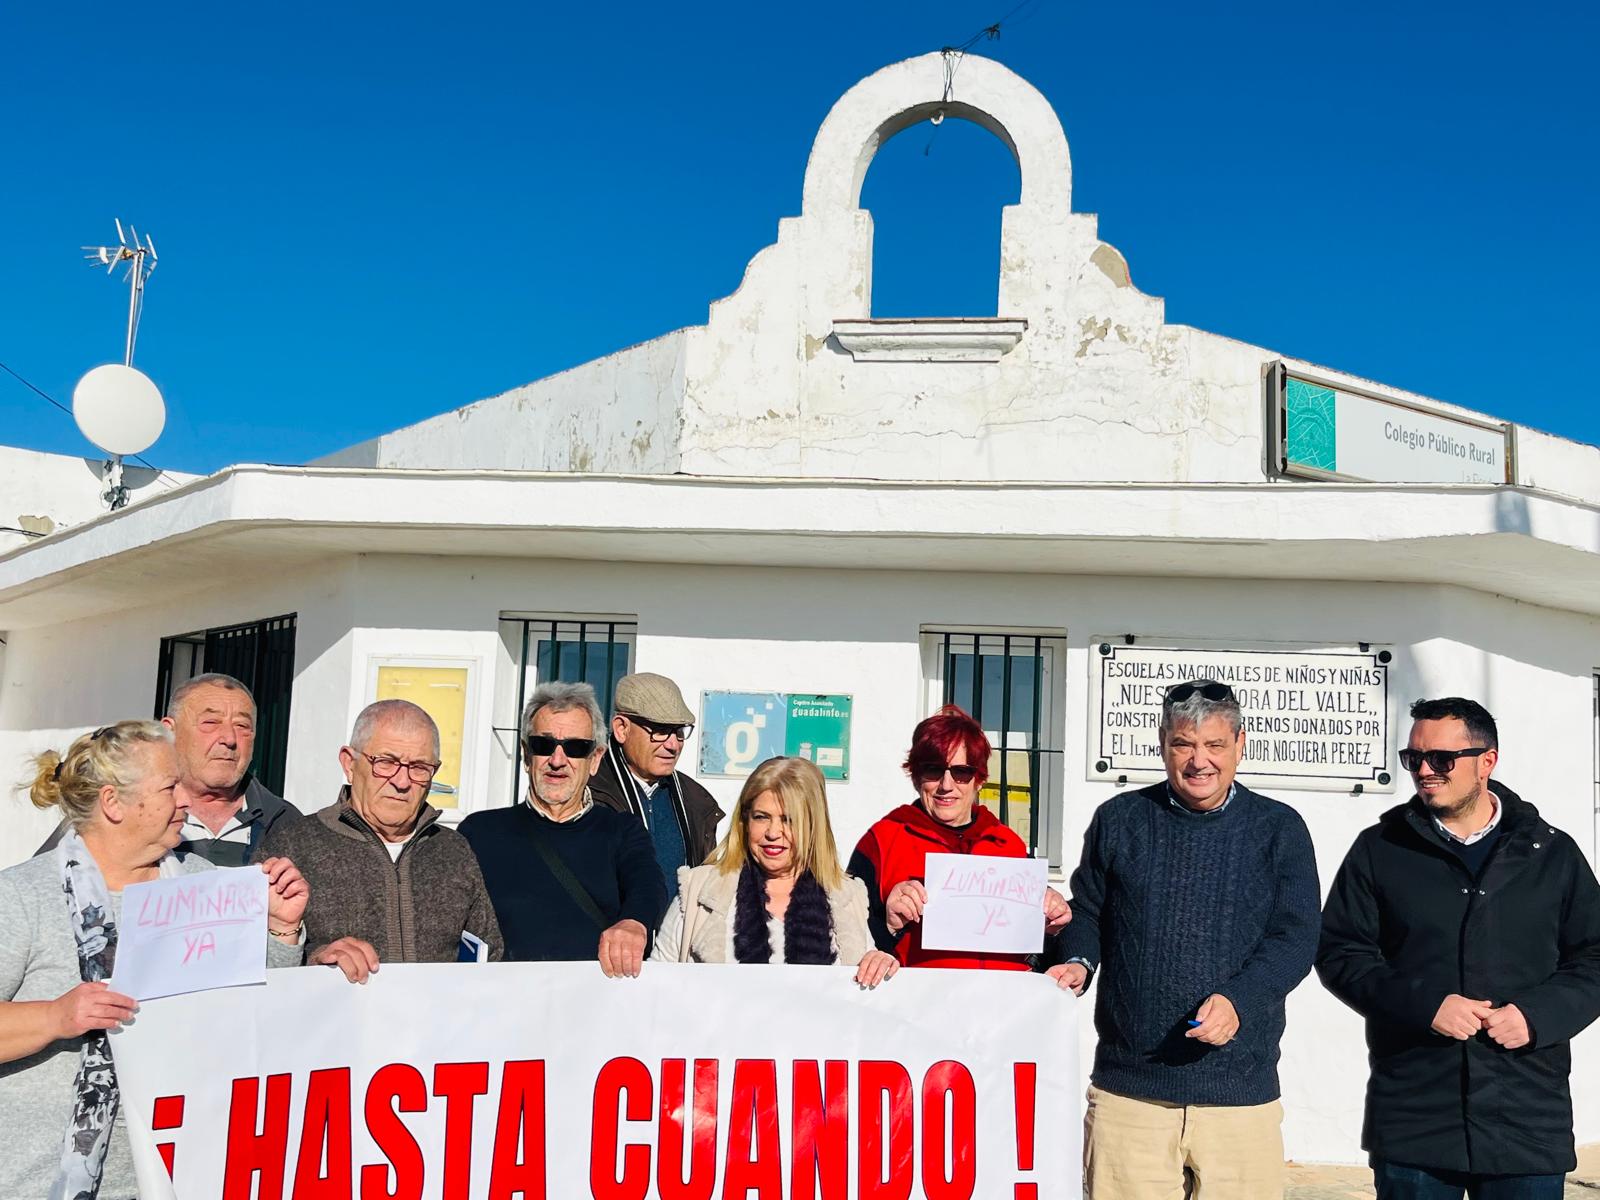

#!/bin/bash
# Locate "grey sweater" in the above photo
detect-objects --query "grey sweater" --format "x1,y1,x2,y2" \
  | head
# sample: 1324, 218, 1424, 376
0, 850, 302, 1200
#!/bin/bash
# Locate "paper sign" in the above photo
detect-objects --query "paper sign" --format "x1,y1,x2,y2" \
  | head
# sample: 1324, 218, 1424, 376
111, 867, 268, 1000
920, 852, 1048, 954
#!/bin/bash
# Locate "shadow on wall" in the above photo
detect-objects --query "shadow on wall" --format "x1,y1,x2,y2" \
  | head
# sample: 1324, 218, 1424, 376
1493, 490, 1531, 536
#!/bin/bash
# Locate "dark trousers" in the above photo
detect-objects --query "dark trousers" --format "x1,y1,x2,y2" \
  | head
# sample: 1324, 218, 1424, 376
1373, 1160, 1566, 1200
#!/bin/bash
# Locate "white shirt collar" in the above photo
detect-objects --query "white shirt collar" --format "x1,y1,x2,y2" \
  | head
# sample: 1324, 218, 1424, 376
1166, 782, 1237, 814
527, 786, 594, 824
1433, 793, 1501, 845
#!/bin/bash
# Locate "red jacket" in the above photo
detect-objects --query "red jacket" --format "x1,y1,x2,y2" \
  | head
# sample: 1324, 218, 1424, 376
849, 802, 1033, 971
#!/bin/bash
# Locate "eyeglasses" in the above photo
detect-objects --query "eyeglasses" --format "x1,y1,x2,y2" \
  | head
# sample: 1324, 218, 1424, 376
1165, 680, 1236, 704
523, 735, 598, 759
913, 762, 981, 785
1398, 746, 1491, 775
623, 716, 693, 744
362, 753, 441, 784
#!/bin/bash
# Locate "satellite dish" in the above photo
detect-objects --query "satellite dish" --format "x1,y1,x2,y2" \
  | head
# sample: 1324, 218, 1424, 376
72, 363, 166, 456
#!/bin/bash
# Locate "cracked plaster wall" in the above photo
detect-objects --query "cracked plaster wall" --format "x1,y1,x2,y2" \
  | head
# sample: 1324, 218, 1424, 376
676, 54, 1269, 483
314, 331, 690, 475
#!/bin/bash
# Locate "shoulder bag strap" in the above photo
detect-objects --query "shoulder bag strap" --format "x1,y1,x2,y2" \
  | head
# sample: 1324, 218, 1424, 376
526, 826, 609, 932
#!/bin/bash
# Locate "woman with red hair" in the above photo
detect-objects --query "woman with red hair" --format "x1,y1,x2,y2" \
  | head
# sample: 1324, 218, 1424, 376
848, 705, 1070, 970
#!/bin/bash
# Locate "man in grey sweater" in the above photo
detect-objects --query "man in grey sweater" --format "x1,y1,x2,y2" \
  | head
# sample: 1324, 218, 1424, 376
259, 699, 503, 979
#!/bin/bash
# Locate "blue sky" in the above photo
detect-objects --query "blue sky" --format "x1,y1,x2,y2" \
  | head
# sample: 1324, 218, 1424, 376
2, 1, 1595, 474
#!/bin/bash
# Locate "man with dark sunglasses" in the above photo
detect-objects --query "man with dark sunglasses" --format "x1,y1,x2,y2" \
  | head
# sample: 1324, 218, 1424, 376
1318, 697, 1600, 1198
459, 681, 666, 973
1050, 679, 1320, 1199
588, 672, 724, 902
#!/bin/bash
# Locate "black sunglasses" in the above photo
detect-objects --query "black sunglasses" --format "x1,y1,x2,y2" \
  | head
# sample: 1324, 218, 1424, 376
1398, 746, 1490, 775
523, 735, 598, 759
912, 762, 981, 785
1165, 680, 1236, 704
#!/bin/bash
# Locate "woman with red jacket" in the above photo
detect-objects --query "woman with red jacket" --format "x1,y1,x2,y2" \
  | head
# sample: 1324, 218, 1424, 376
848, 705, 1070, 970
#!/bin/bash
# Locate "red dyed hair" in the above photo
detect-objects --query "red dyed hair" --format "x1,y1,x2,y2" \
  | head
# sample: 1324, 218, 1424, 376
904, 705, 992, 786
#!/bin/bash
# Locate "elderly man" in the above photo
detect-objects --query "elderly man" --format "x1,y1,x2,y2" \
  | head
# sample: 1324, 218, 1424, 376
589, 672, 723, 901
259, 698, 502, 980
36, 672, 298, 865
1049, 679, 1321, 1200
460, 681, 667, 975
1319, 697, 1600, 1199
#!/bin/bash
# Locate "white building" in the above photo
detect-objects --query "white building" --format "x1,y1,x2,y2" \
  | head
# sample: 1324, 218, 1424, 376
2, 54, 1597, 1165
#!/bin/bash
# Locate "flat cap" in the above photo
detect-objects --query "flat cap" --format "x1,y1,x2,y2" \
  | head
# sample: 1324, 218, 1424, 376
613, 672, 696, 726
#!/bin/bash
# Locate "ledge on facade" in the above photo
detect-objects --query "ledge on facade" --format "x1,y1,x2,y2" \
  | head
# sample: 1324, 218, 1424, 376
831, 317, 1027, 363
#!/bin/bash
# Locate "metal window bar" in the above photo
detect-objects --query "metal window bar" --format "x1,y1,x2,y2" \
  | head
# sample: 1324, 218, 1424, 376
155, 614, 297, 795
929, 630, 1063, 858
495, 618, 637, 804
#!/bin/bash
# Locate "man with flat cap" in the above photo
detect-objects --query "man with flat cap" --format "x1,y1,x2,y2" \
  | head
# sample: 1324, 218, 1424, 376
589, 672, 724, 901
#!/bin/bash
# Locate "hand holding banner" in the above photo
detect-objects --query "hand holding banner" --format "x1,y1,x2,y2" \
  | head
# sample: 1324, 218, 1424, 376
110, 961, 1080, 1199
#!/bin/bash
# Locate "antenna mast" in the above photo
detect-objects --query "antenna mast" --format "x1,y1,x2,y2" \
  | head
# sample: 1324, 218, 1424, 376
83, 219, 158, 367
79, 221, 162, 508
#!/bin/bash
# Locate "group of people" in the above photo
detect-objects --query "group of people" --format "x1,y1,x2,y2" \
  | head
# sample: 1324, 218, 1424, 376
1, 667, 1596, 1200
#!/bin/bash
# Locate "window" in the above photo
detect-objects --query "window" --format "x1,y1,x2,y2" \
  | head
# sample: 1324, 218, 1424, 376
920, 628, 1066, 863
493, 615, 638, 805
154, 613, 297, 795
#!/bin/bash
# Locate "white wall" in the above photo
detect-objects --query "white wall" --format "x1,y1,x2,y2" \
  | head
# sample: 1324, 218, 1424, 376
2, 550, 1596, 1165
0, 444, 196, 552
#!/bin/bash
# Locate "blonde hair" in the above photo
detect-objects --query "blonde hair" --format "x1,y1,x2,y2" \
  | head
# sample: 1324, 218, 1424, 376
28, 720, 175, 830
712, 756, 844, 890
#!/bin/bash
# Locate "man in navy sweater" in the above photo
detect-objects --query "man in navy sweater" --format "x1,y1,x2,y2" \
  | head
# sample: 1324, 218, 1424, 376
1051, 680, 1321, 1200
460, 681, 666, 974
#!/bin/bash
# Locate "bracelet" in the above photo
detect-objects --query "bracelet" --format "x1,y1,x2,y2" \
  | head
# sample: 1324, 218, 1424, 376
268, 923, 302, 939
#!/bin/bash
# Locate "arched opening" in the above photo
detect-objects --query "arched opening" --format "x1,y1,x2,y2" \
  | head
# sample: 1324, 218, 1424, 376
859, 117, 1022, 318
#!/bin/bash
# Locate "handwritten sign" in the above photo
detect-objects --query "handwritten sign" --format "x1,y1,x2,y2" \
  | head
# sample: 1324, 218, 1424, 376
112, 867, 268, 1000
920, 852, 1048, 955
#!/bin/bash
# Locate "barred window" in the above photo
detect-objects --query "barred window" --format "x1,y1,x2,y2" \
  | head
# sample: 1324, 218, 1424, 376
920, 628, 1067, 864
492, 615, 638, 806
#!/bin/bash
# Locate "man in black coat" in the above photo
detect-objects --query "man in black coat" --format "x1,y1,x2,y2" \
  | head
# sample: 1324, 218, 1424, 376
1318, 697, 1600, 1199
588, 672, 724, 902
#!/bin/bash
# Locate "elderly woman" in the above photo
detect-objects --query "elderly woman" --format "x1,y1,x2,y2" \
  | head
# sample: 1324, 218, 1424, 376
849, 705, 1071, 970
652, 756, 898, 987
0, 720, 308, 1200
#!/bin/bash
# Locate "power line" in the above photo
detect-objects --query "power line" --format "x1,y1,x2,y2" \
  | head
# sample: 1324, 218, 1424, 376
0, 357, 179, 486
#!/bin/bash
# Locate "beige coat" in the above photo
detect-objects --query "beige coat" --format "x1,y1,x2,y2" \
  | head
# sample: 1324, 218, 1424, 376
652, 863, 875, 965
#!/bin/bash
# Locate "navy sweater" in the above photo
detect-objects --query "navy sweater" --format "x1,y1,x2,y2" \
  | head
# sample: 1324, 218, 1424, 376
1055, 782, 1321, 1106
459, 800, 668, 962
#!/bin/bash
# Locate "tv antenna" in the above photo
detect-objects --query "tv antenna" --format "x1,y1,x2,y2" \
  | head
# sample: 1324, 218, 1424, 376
76, 220, 165, 509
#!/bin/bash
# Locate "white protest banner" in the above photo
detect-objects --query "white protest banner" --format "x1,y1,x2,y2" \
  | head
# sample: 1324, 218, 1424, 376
111, 961, 1079, 1200
111, 866, 269, 1000
919, 853, 1047, 955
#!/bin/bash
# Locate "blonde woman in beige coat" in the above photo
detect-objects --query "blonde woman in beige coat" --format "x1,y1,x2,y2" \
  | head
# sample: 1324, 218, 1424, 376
652, 757, 898, 988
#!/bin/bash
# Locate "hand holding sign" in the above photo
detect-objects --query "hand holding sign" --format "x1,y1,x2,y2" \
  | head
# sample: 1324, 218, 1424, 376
111, 867, 269, 1000
920, 853, 1050, 955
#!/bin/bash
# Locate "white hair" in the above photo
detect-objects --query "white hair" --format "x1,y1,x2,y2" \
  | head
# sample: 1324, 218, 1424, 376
349, 699, 441, 758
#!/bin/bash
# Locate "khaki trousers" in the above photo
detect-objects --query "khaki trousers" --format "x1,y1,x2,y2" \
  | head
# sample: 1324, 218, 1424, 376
1083, 1084, 1285, 1200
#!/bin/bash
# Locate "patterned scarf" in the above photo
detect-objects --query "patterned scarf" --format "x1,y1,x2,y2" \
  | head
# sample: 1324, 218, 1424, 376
52, 829, 179, 1200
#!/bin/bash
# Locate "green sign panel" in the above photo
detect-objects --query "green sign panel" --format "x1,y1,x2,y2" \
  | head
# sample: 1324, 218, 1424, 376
698, 691, 852, 780
786, 694, 852, 780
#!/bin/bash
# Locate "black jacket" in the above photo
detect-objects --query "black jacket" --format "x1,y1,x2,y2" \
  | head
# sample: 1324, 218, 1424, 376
1317, 781, 1600, 1174
588, 742, 724, 868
